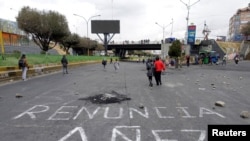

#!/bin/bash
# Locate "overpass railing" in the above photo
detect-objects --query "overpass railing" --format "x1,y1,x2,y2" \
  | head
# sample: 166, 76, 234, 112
109, 40, 162, 45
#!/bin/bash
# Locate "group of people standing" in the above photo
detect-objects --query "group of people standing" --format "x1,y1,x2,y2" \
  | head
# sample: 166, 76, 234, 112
102, 58, 120, 71
18, 54, 69, 81
18, 55, 120, 81
146, 56, 166, 87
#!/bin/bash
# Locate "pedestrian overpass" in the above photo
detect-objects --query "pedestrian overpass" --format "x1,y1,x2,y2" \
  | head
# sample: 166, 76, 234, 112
107, 41, 162, 57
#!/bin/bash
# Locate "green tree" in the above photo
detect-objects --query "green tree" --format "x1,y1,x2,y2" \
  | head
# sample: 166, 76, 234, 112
95, 43, 104, 51
168, 40, 182, 68
61, 33, 80, 54
16, 6, 70, 52
71, 37, 101, 55
241, 22, 250, 40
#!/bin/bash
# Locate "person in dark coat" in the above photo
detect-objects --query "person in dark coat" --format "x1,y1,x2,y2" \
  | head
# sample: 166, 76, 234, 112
102, 58, 107, 69
234, 54, 239, 64
110, 58, 113, 64
146, 59, 154, 87
61, 55, 68, 74
186, 55, 190, 67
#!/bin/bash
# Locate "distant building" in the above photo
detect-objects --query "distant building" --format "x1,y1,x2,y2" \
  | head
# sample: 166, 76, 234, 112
216, 36, 226, 41
229, 3, 250, 41
0, 18, 28, 46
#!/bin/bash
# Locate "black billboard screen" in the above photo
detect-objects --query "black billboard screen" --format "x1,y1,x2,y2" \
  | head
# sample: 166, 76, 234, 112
91, 20, 120, 34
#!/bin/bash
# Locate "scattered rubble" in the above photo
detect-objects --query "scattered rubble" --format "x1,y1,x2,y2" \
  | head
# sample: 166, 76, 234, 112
240, 111, 250, 119
79, 90, 131, 104
15, 93, 23, 98
215, 101, 225, 107
139, 103, 144, 109
198, 88, 206, 91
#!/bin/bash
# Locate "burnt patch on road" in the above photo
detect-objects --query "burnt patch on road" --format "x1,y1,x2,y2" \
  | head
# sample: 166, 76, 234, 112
79, 90, 131, 104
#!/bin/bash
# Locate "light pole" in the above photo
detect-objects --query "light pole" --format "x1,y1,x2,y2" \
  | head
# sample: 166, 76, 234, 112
73, 25, 77, 33
155, 20, 173, 59
170, 18, 174, 37
180, 0, 200, 44
73, 14, 101, 38
73, 14, 101, 55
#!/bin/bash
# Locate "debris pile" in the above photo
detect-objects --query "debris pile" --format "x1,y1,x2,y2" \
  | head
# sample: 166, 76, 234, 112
15, 93, 23, 98
79, 91, 131, 104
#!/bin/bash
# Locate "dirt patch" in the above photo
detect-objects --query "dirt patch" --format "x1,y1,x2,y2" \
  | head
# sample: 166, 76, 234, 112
79, 90, 131, 104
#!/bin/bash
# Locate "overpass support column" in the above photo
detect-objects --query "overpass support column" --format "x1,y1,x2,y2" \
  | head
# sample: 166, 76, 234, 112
118, 49, 126, 58
96, 33, 116, 56
122, 49, 126, 58
104, 33, 108, 56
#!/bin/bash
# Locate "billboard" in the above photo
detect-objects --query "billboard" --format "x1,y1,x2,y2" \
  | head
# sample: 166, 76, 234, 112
91, 20, 120, 34
187, 25, 196, 45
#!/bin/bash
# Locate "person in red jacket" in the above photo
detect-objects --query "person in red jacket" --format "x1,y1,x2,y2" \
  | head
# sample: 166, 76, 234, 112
154, 56, 165, 85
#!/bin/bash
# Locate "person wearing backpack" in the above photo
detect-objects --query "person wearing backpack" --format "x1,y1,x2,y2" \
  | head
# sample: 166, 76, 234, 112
19, 54, 29, 81
61, 55, 68, 74
102, 58, 107, 69
146, 59, 154, 87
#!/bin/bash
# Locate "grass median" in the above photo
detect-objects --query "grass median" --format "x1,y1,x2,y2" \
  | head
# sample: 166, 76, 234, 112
0, 54, 116, 67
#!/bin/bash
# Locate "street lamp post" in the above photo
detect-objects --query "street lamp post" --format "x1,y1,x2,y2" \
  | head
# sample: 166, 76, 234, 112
73, 14, 101, 55
180, 0, 200, 44
170, 18, 174, 37
155, 20, 173, 59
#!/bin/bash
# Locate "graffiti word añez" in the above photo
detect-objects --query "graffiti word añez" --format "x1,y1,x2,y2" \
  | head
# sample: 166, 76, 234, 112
58, 126, 206, 141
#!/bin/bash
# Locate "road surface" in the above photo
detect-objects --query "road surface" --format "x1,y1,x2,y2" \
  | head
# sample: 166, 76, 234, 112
0, 61, 250, 141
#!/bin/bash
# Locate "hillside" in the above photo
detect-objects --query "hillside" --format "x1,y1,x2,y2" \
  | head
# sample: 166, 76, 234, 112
53, 44, 66, 55
216, 41, 241, 54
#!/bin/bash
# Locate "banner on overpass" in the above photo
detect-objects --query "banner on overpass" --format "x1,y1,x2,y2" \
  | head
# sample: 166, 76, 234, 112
187, 25, 196, 45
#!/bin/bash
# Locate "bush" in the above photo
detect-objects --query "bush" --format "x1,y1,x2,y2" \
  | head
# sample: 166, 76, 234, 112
12, 50, 21, 59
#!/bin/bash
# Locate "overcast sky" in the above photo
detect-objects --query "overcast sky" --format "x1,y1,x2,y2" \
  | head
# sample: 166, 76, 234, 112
0, 0, 249, 42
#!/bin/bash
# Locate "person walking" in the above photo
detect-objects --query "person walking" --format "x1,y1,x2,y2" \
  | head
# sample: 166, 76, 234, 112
102, 58, 107, 69
222, 54, 227, 65
154, 56, 165, 85
199, 54, 204, 66
234, 54, 239, 64
186, 55, 190, 67
19, 54, 29, 81
146, 59, 154, 87
114, 59, 120, 71
110, 58, 113, 64
61, 55, 68, 74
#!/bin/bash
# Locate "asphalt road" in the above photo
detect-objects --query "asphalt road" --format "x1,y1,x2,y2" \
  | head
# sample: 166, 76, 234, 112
0, 61, 250, 141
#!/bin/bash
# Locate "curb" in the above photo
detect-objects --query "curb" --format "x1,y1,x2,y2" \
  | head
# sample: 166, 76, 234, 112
0, 61, 100, 84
